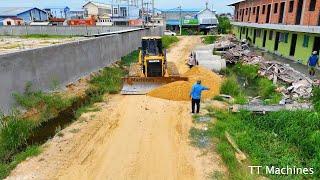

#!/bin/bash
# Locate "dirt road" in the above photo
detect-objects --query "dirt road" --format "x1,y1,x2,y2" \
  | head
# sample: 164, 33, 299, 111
7, 36, 226, 180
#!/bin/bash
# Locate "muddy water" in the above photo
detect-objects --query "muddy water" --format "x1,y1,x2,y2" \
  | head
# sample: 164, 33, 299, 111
27, 97, 88, 144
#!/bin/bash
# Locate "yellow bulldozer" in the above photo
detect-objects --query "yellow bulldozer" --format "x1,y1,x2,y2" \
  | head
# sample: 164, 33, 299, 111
121, 36, 188, 94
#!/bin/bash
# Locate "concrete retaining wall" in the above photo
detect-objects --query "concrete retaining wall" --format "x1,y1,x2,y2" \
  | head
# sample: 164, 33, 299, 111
0, 27, 164, 113
0, 26, 138, 36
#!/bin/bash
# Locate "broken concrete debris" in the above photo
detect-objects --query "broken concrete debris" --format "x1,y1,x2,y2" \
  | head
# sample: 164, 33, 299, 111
214, 35, 315, 101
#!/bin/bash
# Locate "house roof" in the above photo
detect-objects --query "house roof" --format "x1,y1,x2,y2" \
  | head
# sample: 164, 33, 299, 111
197, 8, 216, 15
3, 17, 23, 20
0, 7, 47, 17
83, 1, 111, 8
227, 0, 245, 6
161, 8, 201, 13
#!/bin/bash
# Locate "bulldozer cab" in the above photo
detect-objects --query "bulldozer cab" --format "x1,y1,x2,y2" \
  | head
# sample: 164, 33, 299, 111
141, 37, 163, 56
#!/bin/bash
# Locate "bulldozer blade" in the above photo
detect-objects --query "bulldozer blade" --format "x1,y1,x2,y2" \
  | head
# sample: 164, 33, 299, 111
121, 76, 188, 95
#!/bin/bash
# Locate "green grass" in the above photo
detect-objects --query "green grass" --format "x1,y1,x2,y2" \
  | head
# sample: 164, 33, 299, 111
162, 35, 179, 49
234, 92, 248, 105
20, 34, 75, 39
233, 63, 259, 82
208, 108, 320, 179
220, 76, 241, 97
312, 87, 320, 111
0, 145, 41, 179
202, 35, 217, 44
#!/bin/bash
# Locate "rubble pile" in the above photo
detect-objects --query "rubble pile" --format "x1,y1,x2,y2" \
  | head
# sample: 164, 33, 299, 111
214, 35, 236, 51
214, 35, 315, 100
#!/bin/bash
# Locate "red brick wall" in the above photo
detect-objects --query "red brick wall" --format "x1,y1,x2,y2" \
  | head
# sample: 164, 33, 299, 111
303, 0, 320, 26
233, 0, 320, 26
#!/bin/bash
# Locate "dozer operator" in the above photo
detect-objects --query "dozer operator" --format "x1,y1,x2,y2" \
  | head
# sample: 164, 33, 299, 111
121, 36, 188, 95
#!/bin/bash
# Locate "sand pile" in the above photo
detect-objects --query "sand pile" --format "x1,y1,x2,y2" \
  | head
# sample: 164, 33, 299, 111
148, 66, 222, 101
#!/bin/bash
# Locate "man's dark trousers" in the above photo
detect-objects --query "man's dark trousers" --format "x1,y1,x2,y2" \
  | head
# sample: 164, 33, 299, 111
192, 98, 201, 114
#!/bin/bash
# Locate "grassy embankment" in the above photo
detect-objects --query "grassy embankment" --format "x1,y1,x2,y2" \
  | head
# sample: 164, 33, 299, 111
0, 35, 179, 178
191, 62, 320, 179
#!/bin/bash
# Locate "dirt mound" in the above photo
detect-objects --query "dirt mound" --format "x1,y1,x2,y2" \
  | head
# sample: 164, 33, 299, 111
148, 66, 222, 101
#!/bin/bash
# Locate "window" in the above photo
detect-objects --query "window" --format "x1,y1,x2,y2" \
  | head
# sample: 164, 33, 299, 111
246, 8, 248, 15
120, 7, 127, 17
274, 3, 278, 13
303, 35, 309, 47
289, 1, 294, 12
280, 33, 289, 43
309, 0, 316, 11
256, 29, 261, 37
114, 8, 118, 14
253, 7, 256, 14
262, 5, 266, 14
269, 30, 273, 40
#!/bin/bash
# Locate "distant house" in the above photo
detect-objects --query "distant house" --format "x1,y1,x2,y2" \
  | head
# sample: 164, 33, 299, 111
111, 2, 140, 26
196, 5, 219, 33
43, 7, 70, 19
83, 1, 112, 18
0, 7, 48, 24
3, 17, 24, 26
69, 10, 84, 19
161, 8, 200, 31
96, 15, 113, 26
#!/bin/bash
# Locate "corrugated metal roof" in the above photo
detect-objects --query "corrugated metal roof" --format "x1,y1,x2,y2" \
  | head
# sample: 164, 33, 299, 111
161, 8, 201, 13
0, 7, 43, 16
166, 19, 180, 25
227, 0, 245, 6
83, 1, 111, 8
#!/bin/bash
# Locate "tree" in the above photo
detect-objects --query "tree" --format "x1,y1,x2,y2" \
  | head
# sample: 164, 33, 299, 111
217, 16, 232, 34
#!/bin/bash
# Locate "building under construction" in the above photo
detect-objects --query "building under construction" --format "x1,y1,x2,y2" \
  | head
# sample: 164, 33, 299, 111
229, 0, 320, 64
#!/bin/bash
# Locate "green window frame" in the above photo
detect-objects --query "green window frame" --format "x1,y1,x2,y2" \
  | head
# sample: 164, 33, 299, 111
284, 33, 289, 43
303, 35, 309, 47
269, 30, 273, 40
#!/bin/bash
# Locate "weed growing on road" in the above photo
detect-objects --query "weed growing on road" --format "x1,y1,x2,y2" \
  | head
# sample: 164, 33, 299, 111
162, 36, 179, 49
202, 35, 217, 44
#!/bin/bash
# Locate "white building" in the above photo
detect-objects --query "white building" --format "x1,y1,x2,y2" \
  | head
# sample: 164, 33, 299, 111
3, 17, 24, 26
83, 1, 112, 18
96, 15, 113, 26
196, 7, 218, 26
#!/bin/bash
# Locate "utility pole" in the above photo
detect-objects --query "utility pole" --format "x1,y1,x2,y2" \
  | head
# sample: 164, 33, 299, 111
141, 0, 144, 28
152, 0, 155, 16
179, 5, 182, 35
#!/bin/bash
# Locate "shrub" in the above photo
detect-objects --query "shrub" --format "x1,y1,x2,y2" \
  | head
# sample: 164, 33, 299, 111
220, 76, 241, 96
218, 16, 232, 34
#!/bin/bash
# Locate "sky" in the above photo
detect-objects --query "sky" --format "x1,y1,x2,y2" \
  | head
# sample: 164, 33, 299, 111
0, 0, 235, 13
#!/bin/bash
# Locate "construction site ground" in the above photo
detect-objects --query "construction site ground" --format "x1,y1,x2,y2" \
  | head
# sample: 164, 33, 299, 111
7, 36, 227, 180
0, 36, 86, 55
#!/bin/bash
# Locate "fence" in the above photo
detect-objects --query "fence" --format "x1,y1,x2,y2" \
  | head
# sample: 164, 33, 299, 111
0, 27, 164, 113
0, 26, 139, 36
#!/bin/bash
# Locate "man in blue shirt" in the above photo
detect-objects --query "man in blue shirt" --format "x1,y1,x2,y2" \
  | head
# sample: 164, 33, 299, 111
190, 80, 210, 114
308, 51, 319, 76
